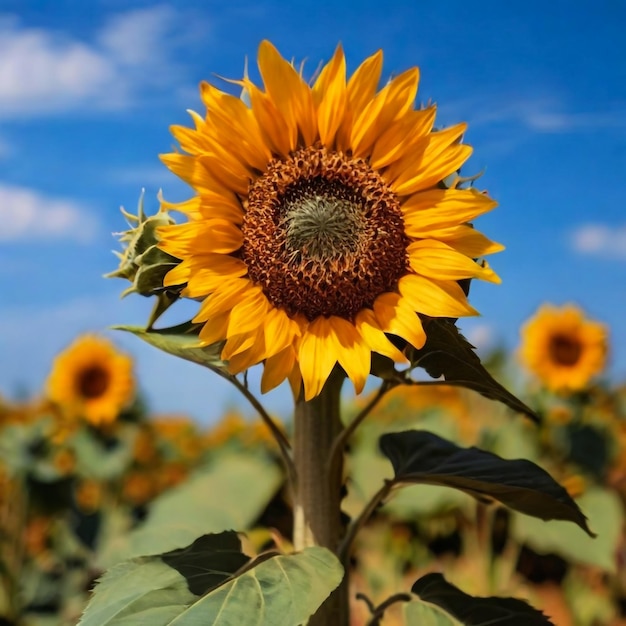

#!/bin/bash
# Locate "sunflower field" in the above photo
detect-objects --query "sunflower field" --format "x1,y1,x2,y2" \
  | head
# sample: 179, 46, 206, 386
2, 40, 625, 626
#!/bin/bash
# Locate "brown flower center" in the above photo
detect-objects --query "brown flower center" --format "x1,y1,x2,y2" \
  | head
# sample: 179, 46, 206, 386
242, 147, 408, 320
77, 365, 110, 399
549, 334, 583, 366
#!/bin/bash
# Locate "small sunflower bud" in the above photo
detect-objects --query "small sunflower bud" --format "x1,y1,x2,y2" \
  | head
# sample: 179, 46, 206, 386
107, 190, 181, 297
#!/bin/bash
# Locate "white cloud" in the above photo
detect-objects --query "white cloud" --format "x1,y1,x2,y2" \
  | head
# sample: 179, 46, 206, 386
0, 6, 196, 118
570, 223, 626, 259
0, 183, 98, 242
463, 322, 497, 353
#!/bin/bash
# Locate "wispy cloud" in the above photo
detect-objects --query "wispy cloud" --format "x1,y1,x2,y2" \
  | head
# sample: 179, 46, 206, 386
440, 94, 626, 135
570, 223, 626, 260
463, 322, 497, 353
0, 5, 203, 118
0, 183, 98, 242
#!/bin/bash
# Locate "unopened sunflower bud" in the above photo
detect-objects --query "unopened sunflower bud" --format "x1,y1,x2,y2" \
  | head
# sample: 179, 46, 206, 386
106, 190, 183, 299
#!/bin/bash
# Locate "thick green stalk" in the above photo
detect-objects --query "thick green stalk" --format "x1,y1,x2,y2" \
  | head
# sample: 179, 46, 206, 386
293, 369, 349, 626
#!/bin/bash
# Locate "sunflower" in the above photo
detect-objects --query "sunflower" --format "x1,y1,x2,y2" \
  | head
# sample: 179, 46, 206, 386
158, 41, 503, 400
519, 304, 608, 392
46, 335, 135, 426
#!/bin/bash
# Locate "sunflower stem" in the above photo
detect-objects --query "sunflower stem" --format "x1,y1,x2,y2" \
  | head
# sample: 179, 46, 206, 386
293, 367, 349, 626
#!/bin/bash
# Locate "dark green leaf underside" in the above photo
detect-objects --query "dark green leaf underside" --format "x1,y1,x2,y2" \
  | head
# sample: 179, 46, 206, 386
380, 430, 594, 536
411, 573, 554, 626
409, 319, 539, 422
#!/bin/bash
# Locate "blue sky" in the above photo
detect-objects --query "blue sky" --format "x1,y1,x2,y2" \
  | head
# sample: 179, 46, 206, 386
1, 0, 625, 423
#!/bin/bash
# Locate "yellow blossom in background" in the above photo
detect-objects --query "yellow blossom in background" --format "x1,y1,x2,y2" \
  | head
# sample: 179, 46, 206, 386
46, 335, 135, 427
122, 472, 156, 506
519, 304, 608, 392
560, 473, 587, 499
157, 40, 503, 401
204, 411, 248, 448
75, 479, 103, 513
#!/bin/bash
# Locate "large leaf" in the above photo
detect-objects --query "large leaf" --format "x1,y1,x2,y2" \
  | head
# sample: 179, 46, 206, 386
82, 546, 343, 626
162, 532, 250, 595
113, 321, 229, 374
411, 573, 554, 625
78, 558, 195, 626
379, 430, 594, 535
409, 319, 539, 422
168, 547, 343, 625
99, 453, 282, 565
511, 487, 622, 572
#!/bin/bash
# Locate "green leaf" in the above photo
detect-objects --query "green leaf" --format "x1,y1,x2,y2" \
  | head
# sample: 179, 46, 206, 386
113, 322, 229, 374
168, 547, 343, 625
379, 430, 594, 535
411, 573, 554, 625
511, 487, 622, 572
82, 547, 342, 626
409, 319, 539, 422
99, 453, 282, 565
162, 532, 250, 596
70, 427, 134, 480
78, 558, 195, 626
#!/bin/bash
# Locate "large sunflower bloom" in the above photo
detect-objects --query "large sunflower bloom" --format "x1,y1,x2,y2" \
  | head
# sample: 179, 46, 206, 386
519, 304, 608, 392
158, 41, 503, 400
46, 335, 135, 426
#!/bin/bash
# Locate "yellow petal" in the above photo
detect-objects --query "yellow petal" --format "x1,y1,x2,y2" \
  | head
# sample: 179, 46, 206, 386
195, 196, 244, 225
408, 240, 501, 284
298, 316, 371, 400
313, 44, 347, 147
160, 153, 230, 196
387, 123, 469, 195
227, 328, 267, 374
263, 307, 302, 357
401, 188, 498, 235
351, 67, 419, 158
298, 317, 340, 401
373, 292, 426, 349
181, 255, 248, 297
200, 81, 271, 170
347, 50, 383, 112
197, 153, 251, 196
432, 225, 504, 257
355, 309, 409, 364
170, 124, 211, 155
336, 49, 383, 151
222, 331, 257, 360
157, 220, 242, 257
195, 278, 252, 320
197, 311, 229, 343
226, 287, 270, 336
159, 195, 203, 218
261, 347, 296, 394
247, 82, 292, 157
398, 274, 478, 318
163, 260, 191, 287
257, 40, 316, 149
369, 106, 436, 170
327, 316, 371, 396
